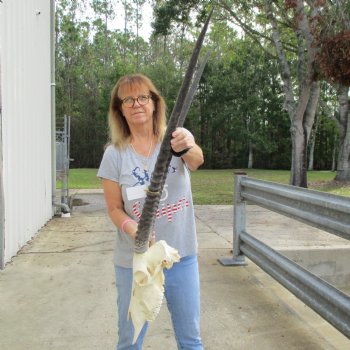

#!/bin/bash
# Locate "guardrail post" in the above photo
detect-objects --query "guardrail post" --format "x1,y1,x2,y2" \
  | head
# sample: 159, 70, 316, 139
218, 172, 247, 266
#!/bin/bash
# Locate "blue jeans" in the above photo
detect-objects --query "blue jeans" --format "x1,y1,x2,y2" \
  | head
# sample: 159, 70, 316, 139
114, 255, 203, 350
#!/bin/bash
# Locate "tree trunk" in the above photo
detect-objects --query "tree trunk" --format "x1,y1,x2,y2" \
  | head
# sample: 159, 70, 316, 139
136, 1, 141, 71
308, 132, 315, 171
304, 82, 320, 143
248, 141, 253, 169
332, 133, 337, 172
179, 24, 186, 71
123, 0, 127, 62
306, 83, 321, 170
292, 81, 319, 186
289, 81, 320, 187
335, 85, 350, 181
290, 120, 308, 187
265, 0, 320, 187
308, 113, 319, 171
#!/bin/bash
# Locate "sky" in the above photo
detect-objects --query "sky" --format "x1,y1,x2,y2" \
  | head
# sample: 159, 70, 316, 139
89, 1, 154, 41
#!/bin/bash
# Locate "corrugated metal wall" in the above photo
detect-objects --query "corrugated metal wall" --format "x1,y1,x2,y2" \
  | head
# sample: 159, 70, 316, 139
0, 0, 53, 265
0, 9, 4, 268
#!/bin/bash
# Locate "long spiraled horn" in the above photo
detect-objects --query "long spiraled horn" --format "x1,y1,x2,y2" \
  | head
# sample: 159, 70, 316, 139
177, 50, 211, 128
156, 50, 212, 195
134, 10, 213, 253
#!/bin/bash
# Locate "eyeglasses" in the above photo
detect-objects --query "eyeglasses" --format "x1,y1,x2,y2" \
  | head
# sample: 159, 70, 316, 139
121, 94, 151, 108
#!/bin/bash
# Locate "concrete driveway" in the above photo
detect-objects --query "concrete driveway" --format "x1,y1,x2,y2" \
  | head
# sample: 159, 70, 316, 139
0, 191, 349, 349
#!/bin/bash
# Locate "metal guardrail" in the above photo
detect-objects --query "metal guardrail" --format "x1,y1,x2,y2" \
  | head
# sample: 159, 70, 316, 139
219, 173, 350, 339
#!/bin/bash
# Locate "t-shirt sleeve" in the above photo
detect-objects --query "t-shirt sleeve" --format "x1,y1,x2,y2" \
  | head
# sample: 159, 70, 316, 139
97, 145, 120, 182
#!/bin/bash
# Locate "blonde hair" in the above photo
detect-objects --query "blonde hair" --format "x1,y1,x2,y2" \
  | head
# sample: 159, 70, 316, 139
108, 74, 167, 148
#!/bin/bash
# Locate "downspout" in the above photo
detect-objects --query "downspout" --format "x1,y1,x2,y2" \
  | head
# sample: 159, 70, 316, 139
50, 0, 70, 215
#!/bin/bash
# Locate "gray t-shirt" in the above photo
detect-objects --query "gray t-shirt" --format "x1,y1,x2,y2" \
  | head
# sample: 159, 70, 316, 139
97, 143, 198, 268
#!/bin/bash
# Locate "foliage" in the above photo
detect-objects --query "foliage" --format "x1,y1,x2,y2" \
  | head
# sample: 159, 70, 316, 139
152, 0, 206, 35
317, 31, 350, 86
55, 0, 344, 174
194, 24, 290, 169
312, 0, 350, 86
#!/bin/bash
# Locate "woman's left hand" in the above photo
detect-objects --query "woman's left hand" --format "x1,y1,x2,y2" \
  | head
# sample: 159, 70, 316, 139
170, 127, 195, 153
170, 127, 204, 171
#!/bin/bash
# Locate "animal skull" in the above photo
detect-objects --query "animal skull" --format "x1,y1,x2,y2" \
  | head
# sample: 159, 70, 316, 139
128, 240, 180, 343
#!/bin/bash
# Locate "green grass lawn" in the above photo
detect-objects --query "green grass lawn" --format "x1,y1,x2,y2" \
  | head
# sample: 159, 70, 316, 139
63, 168, 102, 189
60, 168, 350, 205
190, 169, 350, 204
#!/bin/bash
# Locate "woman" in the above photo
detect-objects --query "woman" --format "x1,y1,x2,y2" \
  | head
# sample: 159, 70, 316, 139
97, 73, 204, 350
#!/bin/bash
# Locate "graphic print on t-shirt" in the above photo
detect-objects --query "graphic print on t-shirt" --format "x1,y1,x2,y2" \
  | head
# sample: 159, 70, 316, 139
131, 164, 177, 187
126, 161, 190, 222
132, 195, 190, 222
131, 166, 149, 186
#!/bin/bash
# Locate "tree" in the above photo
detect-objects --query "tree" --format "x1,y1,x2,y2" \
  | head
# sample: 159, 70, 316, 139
216, 0, 322, 185
55, 0, 89, 118
264, 0, 321, 186
335, 85, 350, 180
138, 1, 147, 68
187, 21, 289, 169
54, 0, 341, 171
56, 0, 116, 167
308, 83, 339, 171
314, 0, 350, 180
91, 0, 115, 64
152, 0, 315, 177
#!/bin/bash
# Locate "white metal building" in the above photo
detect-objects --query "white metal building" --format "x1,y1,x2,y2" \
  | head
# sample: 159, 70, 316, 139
0, 0, 56, 268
